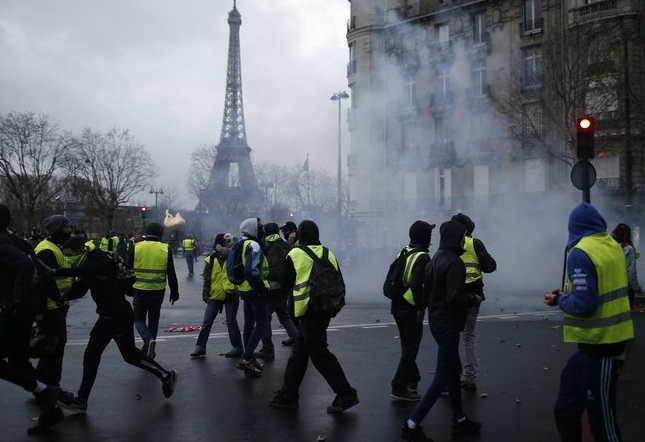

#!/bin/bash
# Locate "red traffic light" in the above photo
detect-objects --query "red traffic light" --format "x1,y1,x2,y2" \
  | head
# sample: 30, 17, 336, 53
140, 206, 148, 219
140, 207, 147, 212
577, 117, 593, 131
575, 116, 595, 160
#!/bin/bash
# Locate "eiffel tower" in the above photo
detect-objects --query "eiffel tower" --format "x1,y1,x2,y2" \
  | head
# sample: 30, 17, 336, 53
202, 0, 262, 217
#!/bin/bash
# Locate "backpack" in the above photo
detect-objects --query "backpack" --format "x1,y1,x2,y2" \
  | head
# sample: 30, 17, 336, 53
383, 248, 415, 300
226, 240, 247, 285
264, 240, 288, 282
106, 251, 136, 296
298, 246, 346, 317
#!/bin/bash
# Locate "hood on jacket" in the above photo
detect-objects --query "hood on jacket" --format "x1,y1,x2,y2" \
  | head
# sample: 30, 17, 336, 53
451, 213, 475, 236
567, 203, 607, 250
298, 220, 320, 245
409, 220, 435, 250
240, 217, 260, 240
438, 220, 467, 255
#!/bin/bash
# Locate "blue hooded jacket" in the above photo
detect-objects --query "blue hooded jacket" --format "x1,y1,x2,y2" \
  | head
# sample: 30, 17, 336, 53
558, 203, 607, 317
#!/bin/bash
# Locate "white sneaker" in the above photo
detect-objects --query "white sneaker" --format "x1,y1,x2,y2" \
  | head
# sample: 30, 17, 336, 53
147, 340, 157, 359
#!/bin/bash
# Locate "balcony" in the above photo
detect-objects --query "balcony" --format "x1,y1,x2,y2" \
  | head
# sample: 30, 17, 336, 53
465, 84, 492, 103
430, 91, 455, 113
520, 18, 544, 36
466, 32, 492, 58
397, 99, 419, 123
431, 41, 455, 65
469, 138, 494, 163
577, 0, 617, 18
431, 142, 456, 166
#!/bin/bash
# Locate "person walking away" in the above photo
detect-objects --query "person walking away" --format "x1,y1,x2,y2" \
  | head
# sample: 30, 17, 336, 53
183, 234, 197, 276
400, 220, 482, 441
190, 233, 243, 358
55, 236, 177, 414
390, 220, 434, 402
544, 203, 633, 442
0, 204, 64, 434
270, 220, 359, 413
450, 213, 496, 389
34, 214, 73, 387
130, 222, 179, 359
255, 222, 299, 360
235, 218, 269, 375
611, 222, 641, 309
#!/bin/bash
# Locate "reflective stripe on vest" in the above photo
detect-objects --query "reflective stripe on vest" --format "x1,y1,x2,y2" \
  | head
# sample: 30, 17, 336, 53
564, 232, 634, 344
460, 236, 482, 284
237, 239, 270, 293
35, 239, 71, 310
401, 248, 427, 306
133, 241, 169, 290
289, 245, 340, 317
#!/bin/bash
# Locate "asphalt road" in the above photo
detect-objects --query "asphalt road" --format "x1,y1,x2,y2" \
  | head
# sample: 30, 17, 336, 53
1, 261, 643, 441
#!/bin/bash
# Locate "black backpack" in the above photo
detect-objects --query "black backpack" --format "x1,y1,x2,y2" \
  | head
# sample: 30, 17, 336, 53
264, 240, 288, 282
106, 251, 136, 296
383, 248, 416, 300
226, 240, 247, 285
298, 246, 346, 317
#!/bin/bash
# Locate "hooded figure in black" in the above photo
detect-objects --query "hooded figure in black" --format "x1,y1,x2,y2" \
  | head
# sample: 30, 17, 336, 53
390, 220, 434, 402
400, 220, 482, 441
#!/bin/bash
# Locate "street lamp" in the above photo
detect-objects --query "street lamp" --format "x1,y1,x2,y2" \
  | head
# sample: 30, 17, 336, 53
330, 91, 349, 238
149, 187, 164, 221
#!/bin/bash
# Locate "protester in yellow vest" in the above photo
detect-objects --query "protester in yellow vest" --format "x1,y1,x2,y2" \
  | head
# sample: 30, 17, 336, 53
450, 213, 496, 390
130, 222, 179, 360
270, 220, 359, 414
34, 215, 73, 387
544, 203, 634, 441
182, 234, 197, 276
389, 220, 434, 402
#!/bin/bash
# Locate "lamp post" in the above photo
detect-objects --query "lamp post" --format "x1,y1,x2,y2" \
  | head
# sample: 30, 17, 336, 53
330, 91, 349, 238
149, 188, 164, 221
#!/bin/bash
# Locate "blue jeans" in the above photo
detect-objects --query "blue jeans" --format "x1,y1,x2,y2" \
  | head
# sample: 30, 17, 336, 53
185, 253, 195, 275
194, 297, 243, 352
410, 325, 464, 424
554, 350, 625, 442
240, 291, 267, 360
132, 289, 165, 346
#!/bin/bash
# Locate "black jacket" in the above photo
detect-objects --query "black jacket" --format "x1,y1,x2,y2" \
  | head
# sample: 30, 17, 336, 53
57, 249, 131, 318
0, 230, 41, 310
392, 242, 431, 310
425, 220, 480, 331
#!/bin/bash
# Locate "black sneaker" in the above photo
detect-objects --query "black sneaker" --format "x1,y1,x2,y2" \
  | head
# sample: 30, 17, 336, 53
162, 370, 178, 398
407, 382, 418, 394
399, 420, 433, 442
34, 385, 61, 409
281, 338, 294, 346
269, 390, 299, 410
238, 358, 263, 375
254, 348, 275, 359
223, 348, 243, 358
327, 391, 359, 413
27, 406, 64, 435
451, 417, 481, 434
391, 388, 421, 402
190, 348, 206, 358
460, 380, 477, 390
58, 391, 87, 414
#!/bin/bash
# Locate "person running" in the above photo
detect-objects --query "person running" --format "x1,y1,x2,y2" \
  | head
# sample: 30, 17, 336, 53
55, 236, 177, 414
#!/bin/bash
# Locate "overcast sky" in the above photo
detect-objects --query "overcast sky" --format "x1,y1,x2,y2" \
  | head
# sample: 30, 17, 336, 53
0, 0, 351, 208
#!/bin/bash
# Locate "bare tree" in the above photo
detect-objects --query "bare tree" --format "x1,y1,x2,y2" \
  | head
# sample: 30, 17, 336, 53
0, 112, 72, 231
187, 144, 216, 207
70, 127, 155, 229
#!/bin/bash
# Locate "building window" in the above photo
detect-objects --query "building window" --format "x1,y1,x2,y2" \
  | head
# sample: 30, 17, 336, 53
435, 167, 452, 207
472, 59, 487, 95
438, 66, 450, 95
348, 42, 356, 75
525, 158, 545, 192
402, 123, 414, 151
591, 155, 620, 189
437, 24, 449, 51
472, 12, 486, 44
523, 46, 543, 88
523, 0, 542, 32
585, 76, 618, 120
471, 113, 488, 141
474, 165, 489, 196
435, 116, 451, 144
522, 101, 543, 138
404, 74, 416, 107
404, 172, 417, 210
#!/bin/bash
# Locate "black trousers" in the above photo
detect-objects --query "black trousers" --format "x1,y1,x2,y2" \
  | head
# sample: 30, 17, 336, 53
282, 309, 354, 397
391, 301, 423, 390
77, 304, 168, 402
36, 305, 69, 386
0, 310, 38, 391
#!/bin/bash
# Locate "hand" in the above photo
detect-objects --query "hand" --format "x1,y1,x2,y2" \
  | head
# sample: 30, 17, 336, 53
473, 295, 483, 306
170, 293, 179, 305
543, 288, 561, 307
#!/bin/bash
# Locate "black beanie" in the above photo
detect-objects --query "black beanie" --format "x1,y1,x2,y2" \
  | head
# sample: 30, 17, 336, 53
298, 220, 319, 243
145, 222, 164, 238
451, 213, 475, 236
0, 204, 10, 229
213, 233, 225, 248
264, 222, 279, 236
409, 220, 435, 248
42, 215, 70, 236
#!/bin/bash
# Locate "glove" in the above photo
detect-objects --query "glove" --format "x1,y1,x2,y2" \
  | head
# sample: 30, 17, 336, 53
170, 292, 179, 305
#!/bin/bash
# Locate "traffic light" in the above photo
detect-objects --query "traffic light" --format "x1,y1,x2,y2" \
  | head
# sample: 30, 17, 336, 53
140, 206, 148, 220
576, 116, 595, 160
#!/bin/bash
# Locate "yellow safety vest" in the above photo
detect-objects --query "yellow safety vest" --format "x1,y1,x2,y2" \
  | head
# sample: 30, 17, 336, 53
99, 236, 112, 252
237, 239, 270, 293
460, 236, 482, 284
289, 245, 340, 317
204, 254, 236, 300
564, 232, 634, 344
183, 238, 195, 252
400, 247, 427, 306
34, 239, 72, 310
133, 241, 169, 291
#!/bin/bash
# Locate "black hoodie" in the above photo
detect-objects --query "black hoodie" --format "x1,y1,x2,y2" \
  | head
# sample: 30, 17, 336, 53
425, 220, 480, 331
